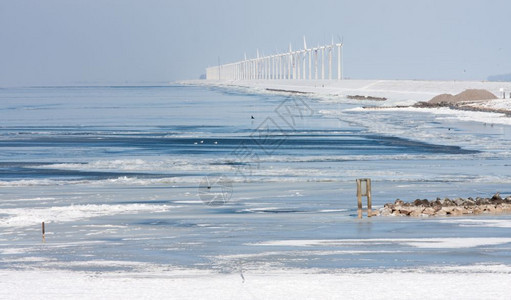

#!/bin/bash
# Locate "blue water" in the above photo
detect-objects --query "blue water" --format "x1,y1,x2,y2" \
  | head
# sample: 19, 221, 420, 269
1, 85, 511, 273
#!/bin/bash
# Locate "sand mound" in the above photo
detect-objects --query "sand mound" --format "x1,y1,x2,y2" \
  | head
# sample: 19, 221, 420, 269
429, 89, 497, 104
429, 93, 453, 104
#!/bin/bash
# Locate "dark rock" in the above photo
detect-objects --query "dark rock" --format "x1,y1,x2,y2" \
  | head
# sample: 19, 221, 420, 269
439, 198, 452, 206
413, 199, 423, 206
395, 199, 404, 206
476, 198, 490, 205
454, 198, 465, 206
432, 200, 442, 207
492, 198, 504, 205
464, 199, 475, 206
347, 95, 387, 101
492, 193, 503, 201
398, 208, 412, 215
384, 203, 395, 210
443, 199, 454, 206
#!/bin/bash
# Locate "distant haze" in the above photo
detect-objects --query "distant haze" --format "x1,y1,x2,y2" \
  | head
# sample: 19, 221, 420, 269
1, 0, 510, 86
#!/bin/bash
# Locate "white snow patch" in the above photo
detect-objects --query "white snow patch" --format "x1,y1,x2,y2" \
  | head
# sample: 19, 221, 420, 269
1, 267, 511, 299
0, 204, 173, 228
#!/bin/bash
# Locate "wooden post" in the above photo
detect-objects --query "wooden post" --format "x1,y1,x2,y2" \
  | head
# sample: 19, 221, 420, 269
42, 222, 45, 243
356, 178, 372, 218
356, 179, 363, 218
367, 179, 372, 217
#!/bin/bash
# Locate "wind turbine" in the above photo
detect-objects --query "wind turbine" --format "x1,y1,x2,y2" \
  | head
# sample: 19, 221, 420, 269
321, 45, 325, 80
275, 48, 280, 80
328, 36, 334, 80
302, 36, 307, 80
288, 43, 293, 79
305, 37, 312, 80
314, 46, 318, 80
336, 35, 344, 80
256, 49, 260, 79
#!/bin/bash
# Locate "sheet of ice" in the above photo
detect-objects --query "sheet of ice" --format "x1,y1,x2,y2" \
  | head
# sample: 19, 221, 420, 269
438, 219, 511, 228
253, 238, 511, 249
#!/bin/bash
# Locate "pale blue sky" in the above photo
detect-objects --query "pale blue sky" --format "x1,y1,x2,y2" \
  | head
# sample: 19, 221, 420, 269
0, 0, 510, 86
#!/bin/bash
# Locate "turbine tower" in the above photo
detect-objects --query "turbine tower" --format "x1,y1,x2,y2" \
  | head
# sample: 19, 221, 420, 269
321, 46, 325, 80
314, 47, 318, 80
328, 37, 333, 80
336, 36, 343, 80
305, 38, 312, 80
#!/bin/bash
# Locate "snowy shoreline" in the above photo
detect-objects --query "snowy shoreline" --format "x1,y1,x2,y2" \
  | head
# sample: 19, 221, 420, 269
182, 79, 511, 113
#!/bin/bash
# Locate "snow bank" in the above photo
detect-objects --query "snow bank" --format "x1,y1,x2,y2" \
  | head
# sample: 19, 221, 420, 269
1, 267, 510, 300
184, 79, 511, 107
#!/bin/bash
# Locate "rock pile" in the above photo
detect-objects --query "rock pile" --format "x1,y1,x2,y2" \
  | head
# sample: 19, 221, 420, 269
378, 193, 511, 217
347, 95, 387, 101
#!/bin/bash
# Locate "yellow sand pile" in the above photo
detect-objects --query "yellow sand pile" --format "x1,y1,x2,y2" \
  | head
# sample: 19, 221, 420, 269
429, 89, 497, 104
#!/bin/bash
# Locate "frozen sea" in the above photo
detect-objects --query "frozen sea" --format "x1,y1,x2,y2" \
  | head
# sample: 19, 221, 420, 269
1, 84, 511, 298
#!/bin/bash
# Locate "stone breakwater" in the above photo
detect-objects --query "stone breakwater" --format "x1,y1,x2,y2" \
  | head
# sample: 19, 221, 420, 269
378, 193, 511, 217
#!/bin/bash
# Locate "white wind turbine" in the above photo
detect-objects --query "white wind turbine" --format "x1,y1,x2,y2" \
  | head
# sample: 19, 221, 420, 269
321, 45, 325, 80
314, 46, 319, 80
288, 43, 294, 79
306, 37, 312, 80
256, 49, 260, 79
328, 36, 334, 80
336, 35, 344, 80
302, 36, 307, 80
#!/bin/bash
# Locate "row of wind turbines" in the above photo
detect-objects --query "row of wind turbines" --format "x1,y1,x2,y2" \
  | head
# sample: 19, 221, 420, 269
206, 37, 344, 81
